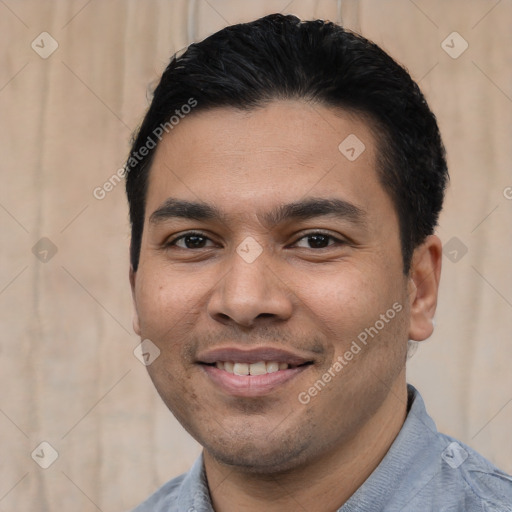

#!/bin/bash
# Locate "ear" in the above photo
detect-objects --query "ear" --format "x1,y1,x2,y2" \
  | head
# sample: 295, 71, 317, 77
129, 265, 141, 336
407, 234, 442, 341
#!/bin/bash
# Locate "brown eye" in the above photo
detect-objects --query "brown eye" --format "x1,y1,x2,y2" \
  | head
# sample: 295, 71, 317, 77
294, 232, 342, 249
168, 232, 214, 249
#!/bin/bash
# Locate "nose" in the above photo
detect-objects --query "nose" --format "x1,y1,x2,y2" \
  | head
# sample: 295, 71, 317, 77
207, 249, 293, 328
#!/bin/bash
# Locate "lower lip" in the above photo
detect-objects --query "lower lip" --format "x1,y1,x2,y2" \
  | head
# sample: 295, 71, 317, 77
200, 364, 309, 397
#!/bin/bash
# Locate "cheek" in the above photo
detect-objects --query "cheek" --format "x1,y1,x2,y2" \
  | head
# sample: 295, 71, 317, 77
135, 264, 200, 336
134, 265, 213, 382
134, 269, 205, 409
136, 276, 175, 335
307, 263, 405, 352
317, 265, 381, 318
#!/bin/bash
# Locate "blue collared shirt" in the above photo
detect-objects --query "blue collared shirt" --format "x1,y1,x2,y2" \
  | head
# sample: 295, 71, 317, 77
131, 385, 512, 511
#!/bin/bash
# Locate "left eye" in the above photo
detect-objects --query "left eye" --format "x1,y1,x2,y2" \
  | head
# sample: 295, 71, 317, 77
293, 233, 342, 249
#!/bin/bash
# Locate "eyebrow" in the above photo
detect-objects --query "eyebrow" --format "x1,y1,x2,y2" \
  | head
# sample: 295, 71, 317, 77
149, 197, 366, 228
149, 198, 221, 224
261, 197, 366, 227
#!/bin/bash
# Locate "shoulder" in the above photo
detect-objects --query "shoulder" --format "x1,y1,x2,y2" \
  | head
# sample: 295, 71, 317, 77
378, 386, 512, 511
431, 433, 512, 511
127, 454, 210, 512
129, 473, 186, 512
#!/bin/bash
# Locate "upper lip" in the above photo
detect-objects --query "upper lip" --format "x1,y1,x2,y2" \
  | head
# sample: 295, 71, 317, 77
197, 346, 314, 366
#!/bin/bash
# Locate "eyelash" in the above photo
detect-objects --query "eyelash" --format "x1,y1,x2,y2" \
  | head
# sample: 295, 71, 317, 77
165, 231, 347, 249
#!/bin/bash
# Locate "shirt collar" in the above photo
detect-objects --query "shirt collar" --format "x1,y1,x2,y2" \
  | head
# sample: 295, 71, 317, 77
338, 384, 443, 511
176, 453, 212, 511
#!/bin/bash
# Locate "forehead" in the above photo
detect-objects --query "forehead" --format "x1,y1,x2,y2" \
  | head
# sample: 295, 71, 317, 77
144, 100, 394, 228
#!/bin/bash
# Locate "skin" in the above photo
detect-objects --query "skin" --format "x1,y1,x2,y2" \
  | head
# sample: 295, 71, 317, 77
130, 100, 442, 511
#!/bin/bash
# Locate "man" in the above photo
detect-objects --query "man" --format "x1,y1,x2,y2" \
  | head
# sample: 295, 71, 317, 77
126, 14, 512, 512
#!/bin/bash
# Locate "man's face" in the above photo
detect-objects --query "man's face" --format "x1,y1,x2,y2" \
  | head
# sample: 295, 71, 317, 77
131, 100, 415, 473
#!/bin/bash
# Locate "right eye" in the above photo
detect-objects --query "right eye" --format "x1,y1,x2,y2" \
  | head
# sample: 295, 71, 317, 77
165, 232, 216, 250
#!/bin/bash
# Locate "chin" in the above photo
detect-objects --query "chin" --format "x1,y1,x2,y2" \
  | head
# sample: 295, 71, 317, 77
203, 427, 314, 475
208, 448, 310, 475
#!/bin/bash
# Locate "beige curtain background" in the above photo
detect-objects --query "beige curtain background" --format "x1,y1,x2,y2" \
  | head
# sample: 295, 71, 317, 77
0, 1, 510, 510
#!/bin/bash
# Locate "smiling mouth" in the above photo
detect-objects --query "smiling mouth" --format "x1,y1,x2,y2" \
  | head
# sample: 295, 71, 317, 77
197, 346, 316, 396
202, 360, 313, 376
200, 360, 313, 397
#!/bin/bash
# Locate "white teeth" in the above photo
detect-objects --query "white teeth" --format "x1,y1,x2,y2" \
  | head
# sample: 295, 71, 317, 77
216, 361, 289, 375
266, 362, 279, 373
249, 361, 267, 376
233, 363, 249, 376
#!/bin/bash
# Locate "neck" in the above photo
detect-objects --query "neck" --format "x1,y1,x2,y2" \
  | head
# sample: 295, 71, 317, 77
203, 378, 408, 512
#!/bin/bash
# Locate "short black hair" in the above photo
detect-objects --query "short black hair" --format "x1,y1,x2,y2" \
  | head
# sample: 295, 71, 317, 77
125, 13, 448, 274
